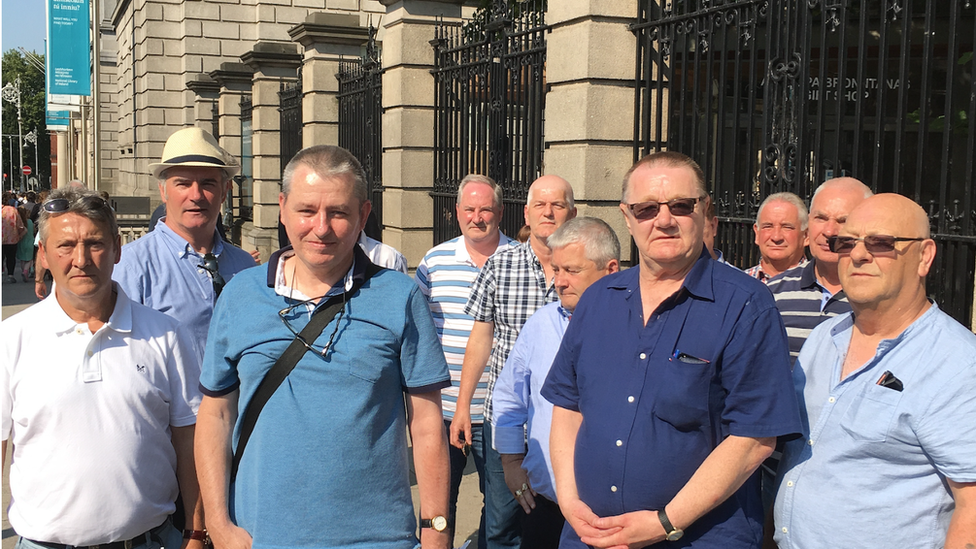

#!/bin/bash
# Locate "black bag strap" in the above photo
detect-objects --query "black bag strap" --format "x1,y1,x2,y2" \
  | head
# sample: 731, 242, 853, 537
230, 258, 382, 482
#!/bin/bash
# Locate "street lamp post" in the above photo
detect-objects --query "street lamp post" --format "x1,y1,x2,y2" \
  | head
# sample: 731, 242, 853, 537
1, 77, 25, 193
25, 129, 38, 190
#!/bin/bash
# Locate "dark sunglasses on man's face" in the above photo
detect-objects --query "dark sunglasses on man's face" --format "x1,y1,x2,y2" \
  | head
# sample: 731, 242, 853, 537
43, 196, 110, 213
626, 197, 703, 221
827, 235, 925, 254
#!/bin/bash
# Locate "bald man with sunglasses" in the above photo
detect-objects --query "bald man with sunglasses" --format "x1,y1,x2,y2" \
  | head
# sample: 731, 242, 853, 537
543, 151, 801, 549
773, 194, 976, 548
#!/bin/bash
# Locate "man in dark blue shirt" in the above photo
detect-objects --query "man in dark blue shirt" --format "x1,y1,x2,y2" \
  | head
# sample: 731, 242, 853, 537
542, 151, 802, 548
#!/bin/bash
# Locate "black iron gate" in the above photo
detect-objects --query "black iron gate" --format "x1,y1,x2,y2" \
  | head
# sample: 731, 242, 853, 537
632, 0, 976, 326
431, 0, 548, 244
337, 27, 384, 232
279, 71, 303, 175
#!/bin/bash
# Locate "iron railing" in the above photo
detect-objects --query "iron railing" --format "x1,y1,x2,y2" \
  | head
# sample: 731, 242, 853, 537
337, 27, 384, 233
238, 95, 254, 221
279, 71, 303, 175
633, 0, 976, 326
431, 0, 549, 244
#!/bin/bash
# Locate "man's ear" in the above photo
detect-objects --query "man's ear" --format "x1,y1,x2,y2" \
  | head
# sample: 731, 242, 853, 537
918, 239, 937, 278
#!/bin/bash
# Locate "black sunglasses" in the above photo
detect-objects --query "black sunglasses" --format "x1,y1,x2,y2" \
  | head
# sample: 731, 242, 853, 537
827, 235, 925, 254
626, 197, 703, 221
199, 252, 226, 298
43, 196, 110, 213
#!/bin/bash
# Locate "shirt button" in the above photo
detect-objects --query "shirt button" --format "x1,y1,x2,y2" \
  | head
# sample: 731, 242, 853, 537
616, 440, 623, 447
828, 397, 836, 403
627, 396, 635, 403
610, 485, 617, 492
786, 481, 794, 487
782, 527, 788, 533
639, 353, 647, 360
87, 351, 93, 357
808, 439, 814, 446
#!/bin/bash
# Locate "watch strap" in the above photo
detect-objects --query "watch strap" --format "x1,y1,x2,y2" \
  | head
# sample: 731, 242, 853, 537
658, 508, 677, 534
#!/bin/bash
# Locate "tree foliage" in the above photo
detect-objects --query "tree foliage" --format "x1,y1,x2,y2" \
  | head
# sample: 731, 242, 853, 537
2, 49, 51, 191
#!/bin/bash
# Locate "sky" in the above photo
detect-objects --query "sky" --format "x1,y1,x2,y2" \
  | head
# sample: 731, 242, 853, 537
1, 0, 48, 55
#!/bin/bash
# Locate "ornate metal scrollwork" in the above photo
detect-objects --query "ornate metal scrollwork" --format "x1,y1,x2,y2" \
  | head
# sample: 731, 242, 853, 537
887, 0, 903, 22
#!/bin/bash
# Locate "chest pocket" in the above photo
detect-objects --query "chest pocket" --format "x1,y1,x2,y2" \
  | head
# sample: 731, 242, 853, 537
840, 384, 902, 443
652, 353, 715, 432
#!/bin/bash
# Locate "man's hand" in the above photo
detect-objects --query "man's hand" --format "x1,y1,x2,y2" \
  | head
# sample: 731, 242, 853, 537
561, 497, 618, 541
501, 454, 536, 514
449, 407, 472, 450
34, 279, 46, 300
581, 510, 665, 549
208, 520, 253, 549
418, 528, 451, 549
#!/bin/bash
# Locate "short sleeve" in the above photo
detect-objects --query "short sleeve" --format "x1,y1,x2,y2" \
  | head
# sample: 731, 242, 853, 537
167, 324, 203, 426
199, 288, 241, 396
719, 302, 802, 438
414, 256, 432, 299
400, 285, 451, 393
464, 257, 497, 322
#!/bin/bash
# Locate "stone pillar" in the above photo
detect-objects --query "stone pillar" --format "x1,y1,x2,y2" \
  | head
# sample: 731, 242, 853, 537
210, 63, 254, 165
544, 1, 639, 262
240, 42, 303, 260
186, 74, 221, 131
379, 0, 465, 268
289, 13, 370, 149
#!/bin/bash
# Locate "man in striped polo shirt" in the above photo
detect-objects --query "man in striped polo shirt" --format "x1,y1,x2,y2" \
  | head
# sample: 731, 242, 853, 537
416, 174, 515, 543
767, 177, 873, 365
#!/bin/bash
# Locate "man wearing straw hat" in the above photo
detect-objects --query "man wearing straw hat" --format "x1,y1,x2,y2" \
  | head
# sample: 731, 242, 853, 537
114, 127, 257, 366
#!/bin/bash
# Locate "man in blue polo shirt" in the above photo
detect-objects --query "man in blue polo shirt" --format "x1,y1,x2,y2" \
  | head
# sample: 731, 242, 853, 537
543, 151, 802, 548
195, 145, 452, 549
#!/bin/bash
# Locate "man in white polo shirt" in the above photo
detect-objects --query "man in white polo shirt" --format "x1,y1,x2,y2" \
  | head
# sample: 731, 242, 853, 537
2, 187, 204, 549
415, 174, 515, 542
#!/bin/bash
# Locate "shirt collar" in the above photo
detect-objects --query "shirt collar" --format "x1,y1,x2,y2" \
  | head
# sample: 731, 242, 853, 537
798, 260, 822, 290
155, 217, 226, 259
267, 244, 368, 302
45, 282, 133, 335
608, 246, 715, 302
454, 232, 511, 265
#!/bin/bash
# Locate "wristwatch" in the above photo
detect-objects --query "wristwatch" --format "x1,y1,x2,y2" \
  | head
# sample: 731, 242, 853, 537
419, 515, 450, 532
658, 509, 684, 542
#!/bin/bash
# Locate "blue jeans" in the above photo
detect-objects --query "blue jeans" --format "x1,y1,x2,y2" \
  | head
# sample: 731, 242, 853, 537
448, 420, 486, 549
16, 519, 181, 549
483, 420, 523, 549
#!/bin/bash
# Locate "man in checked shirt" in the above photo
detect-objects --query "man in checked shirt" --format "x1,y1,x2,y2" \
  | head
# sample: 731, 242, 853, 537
451, 174, 577, 549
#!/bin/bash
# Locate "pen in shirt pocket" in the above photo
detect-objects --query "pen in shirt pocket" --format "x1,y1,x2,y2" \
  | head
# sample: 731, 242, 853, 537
672, 349, 710, 365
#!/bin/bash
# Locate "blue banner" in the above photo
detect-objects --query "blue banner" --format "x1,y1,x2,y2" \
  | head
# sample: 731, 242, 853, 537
47, 0, 91, 96
46, 106, 70, 129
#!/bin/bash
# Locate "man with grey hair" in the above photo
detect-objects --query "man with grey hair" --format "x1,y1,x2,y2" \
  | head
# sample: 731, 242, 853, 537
745, 192, 809, 283
196, 145, 452, 549
3, 187, 204, 549
453, 174, 577, 548
492, 217, 620, 549
114, 127, 256, 367
415, 173, 515, 544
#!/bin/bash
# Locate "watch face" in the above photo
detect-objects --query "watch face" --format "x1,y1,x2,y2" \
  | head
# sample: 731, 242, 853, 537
666, 529, 684, 542
432, 516, 448, 532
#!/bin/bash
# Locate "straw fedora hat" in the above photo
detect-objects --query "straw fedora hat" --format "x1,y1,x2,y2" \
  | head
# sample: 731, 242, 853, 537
149, 127, 241, 180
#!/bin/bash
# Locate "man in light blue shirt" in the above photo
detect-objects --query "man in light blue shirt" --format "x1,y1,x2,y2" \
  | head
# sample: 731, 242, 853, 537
774, 194, 976, 548
491, 217, 620, 549
114, 127, 256, 365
